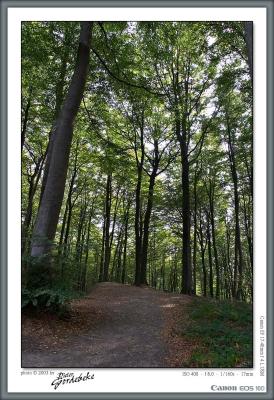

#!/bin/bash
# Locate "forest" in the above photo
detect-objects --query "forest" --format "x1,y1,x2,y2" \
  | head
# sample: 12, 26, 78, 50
21, 21, 253, 308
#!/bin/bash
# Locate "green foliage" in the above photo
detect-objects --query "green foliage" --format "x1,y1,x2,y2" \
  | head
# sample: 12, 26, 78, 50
181, 298, 253, 367
21, 287, 83, 314
22, 21, 252, 301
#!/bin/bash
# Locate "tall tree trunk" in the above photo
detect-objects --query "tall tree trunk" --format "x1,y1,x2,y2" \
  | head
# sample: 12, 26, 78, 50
244, 22, 253, 81
192, 170, 198, 295
103, 174, 112, 281
99, 217, 106, 282
140, 172, 156, 285
134, 167, 144, 285
198, 211, 207, 297
121, 202, 130, 284
206, 211, 214, 298
75, 202, 87, 284
21, 87, 32, 152
39, 27, 72, 205
58, 200, 68, 257
134, 112, 145, 286
243, 193, 253, 270
30, 22, 92, 285
208, 181, 220, 299
226, 115, 244, 299
111, 225, 123, 280
108, 186, 121, 269
180, 132, 192, 294
81, 206, 93, 291
22, 155, 44, 255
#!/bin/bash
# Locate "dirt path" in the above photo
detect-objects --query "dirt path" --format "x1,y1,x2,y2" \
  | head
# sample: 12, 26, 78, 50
22, 282, 193, 368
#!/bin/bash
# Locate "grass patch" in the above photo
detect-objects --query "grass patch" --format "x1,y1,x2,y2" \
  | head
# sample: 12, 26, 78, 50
181, 297, 253, 368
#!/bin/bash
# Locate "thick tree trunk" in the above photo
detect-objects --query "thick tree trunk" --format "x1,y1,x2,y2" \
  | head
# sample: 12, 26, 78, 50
31, 22, 92, 275
39, 29, 71, 205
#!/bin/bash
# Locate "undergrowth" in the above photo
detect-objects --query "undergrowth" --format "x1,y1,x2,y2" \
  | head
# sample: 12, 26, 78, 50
181, 297, 253, 368
22, 287, 84, 317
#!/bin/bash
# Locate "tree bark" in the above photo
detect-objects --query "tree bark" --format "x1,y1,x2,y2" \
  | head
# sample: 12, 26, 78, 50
198, 210, 207, 297
121, 201, 130, 284
244, 22, 253, 81
179, 128, 192, 294
134, 116, 145, 285
39, 27, 72, 205
206, 211, 214, 298
103, 174, 112, 281
208, 180, 220, 298
192, 170, 198, 295
21, 87, 32, 152
140, 171, 156, 284
226, 115, 244, 300
22, 155, 44, 255
31, 22, 93, 277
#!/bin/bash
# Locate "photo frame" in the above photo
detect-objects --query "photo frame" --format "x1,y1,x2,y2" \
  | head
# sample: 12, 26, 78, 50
1, 0, 273, 398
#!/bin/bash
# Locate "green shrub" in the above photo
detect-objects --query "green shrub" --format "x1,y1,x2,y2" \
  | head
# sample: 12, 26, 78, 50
22, 287, 72, 315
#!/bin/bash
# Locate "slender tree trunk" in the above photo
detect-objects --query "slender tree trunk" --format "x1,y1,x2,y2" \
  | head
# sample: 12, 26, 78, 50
208, 181, 220, 298
226, 115, 244, 299
206, 211, 214, 297
134, 113, 145, 286
193, 170, 198, 295
31, 22, 93, 284
135, 165, 143, 285
243, 193, 253, 270
99, 217, 106, 282
121, 203, 130, 284
58, 160, 78, 258
140, 172, 156, 284
58, 200, 68, 256
108, 186, 121, 270
198, 211, 207, 296
111, 224, 123, 279
22, 156, 44, 255
21, 86, 32, 152
115, 235, 123, 282
103, 174, 112, 281
180, 134, 192, 294
82, 206, 93, 291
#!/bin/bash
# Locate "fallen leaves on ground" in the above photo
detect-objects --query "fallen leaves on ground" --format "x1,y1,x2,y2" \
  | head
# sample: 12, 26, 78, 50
22, 298, 105, 352
161, 295, 199, 367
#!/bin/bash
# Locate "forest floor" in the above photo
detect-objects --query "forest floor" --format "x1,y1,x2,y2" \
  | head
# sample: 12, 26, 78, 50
22, 282, 252, 368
